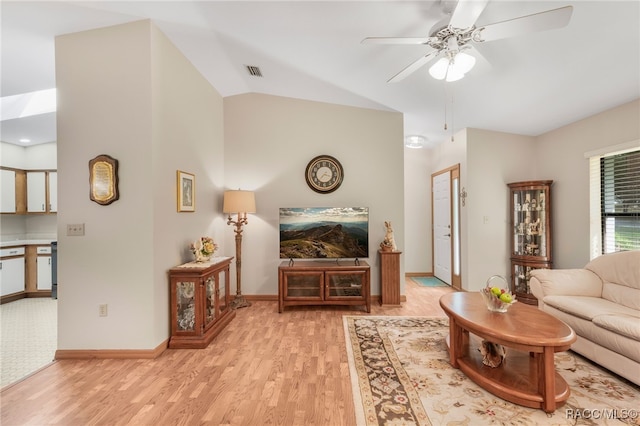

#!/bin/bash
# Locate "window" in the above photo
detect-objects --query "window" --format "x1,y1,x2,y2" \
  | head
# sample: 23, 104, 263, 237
588, 145, 640, 257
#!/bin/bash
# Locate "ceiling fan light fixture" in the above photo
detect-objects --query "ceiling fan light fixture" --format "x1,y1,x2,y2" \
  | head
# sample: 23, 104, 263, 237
428, 51, 476, 82
445, 68, 465, 82
428, 58, 450, 80
405, 135, 427, 149
452, 52, 476, 74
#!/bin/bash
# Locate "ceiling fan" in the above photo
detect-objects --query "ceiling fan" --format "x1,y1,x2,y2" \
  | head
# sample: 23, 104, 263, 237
362, 0, 573, 83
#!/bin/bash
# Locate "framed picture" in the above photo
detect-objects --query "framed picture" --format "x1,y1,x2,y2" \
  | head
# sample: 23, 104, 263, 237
89, 154, 119, 205
177, 171, 195, 212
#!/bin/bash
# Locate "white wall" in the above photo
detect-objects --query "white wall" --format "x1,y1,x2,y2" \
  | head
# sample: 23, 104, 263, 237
465, 129, 536, 290
55, 20, 224, 350
0, 142, 28, 169
535, 99, 640, 268
24, 143, 57, 169
403, 146, 430, 273
223, 93, 405, 297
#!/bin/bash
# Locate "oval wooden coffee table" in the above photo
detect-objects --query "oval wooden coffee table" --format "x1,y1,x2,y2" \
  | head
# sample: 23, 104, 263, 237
439, 292, 576, 413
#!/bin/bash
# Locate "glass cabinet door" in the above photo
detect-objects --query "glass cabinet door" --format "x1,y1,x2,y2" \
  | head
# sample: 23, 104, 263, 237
284, 271, 323, 299
205, 277, 215, 327
176, 281, 196, 332
512, 187, 548, 259
325, 271, 365, 299
512, 262, 546, 304
218, 269, 227, 313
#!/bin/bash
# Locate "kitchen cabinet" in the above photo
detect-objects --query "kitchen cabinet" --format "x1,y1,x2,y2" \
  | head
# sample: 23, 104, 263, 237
1, 169, 16, 213
36, 246, 52, 290
27, 172, 46, 212
1, 167, 53, 215
48, 172, 57, 212
0, 247, 26, 297
26, 171, 56, 213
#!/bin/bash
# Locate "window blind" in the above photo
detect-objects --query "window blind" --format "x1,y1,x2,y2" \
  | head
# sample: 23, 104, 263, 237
599, 149, 640, 253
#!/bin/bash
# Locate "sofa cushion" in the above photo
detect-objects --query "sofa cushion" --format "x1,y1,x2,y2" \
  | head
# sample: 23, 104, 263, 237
602, 282, 640, 311
542, 295, 639, 321
543, 305, 640, 364
586, 250, 640, 291
593, 314, 640, 341
529, 269, 603, 297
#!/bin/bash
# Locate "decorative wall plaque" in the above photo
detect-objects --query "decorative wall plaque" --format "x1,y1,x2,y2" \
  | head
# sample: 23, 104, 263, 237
89, 154, 119, 205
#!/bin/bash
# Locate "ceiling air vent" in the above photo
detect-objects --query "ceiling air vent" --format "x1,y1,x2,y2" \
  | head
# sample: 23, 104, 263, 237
246, 65, 263, 77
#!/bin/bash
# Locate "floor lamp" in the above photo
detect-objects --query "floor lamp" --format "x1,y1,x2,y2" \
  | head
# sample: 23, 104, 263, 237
223, 189, 256, 309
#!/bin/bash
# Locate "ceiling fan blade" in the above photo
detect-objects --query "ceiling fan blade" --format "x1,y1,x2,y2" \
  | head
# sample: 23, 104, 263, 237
474, 6, 573, 42
388, 50, 440, 83
449, 0, 490, 29
361, 37, 432, 45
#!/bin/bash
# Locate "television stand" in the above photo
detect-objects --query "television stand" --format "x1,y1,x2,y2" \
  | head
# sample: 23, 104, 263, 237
286, 258, 361, 266
278, 260, 370, 313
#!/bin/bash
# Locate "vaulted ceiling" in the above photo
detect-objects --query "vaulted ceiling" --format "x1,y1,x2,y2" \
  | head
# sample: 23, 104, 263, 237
2, 1, 639, 149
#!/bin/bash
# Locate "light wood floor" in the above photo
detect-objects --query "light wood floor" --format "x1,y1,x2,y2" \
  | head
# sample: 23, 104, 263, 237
1, 279, 455, 426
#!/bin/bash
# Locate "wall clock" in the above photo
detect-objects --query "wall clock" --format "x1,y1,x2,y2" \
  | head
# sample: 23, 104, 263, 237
305, 155, 343, 194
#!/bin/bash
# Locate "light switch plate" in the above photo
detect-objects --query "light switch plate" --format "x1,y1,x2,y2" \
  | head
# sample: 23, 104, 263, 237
67, 223, 85, 236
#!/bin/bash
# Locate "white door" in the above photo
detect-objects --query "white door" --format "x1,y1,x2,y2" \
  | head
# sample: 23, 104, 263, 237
433, 171, 452, 284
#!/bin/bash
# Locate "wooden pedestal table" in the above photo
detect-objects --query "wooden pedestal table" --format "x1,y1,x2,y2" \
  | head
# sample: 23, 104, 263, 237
379, 250, 402, 306
439, 292, 576, 413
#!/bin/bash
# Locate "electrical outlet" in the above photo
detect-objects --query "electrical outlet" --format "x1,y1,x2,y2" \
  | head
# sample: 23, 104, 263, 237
99, 304, 108, 317
67, 223, 85, 236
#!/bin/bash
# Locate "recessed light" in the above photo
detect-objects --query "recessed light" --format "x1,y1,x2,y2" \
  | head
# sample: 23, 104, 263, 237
404, 135, 427, 149
19, 138, 31, 143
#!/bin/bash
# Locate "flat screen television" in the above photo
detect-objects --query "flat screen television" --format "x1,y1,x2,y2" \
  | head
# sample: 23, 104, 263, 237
279, 207, 369, 259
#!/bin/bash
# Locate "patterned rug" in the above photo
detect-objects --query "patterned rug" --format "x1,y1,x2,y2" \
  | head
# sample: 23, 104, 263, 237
343, 316, 640, 426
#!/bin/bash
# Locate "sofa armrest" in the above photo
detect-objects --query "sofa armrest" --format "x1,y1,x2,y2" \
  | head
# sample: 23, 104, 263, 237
530, 269, 603, 307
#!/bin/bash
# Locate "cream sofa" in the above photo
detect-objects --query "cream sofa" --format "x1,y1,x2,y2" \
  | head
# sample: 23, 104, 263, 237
529, 250, 640, 386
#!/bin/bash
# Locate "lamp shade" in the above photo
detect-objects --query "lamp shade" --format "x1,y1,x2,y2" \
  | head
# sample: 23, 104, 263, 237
223, 190, 256, 214
429, 51, 476, 82
451, 52, 476, 75
428, 58, 449, 80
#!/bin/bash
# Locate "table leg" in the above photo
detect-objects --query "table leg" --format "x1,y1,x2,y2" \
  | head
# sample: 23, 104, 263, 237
538, 346, 556, 412
449, 319, 461, 368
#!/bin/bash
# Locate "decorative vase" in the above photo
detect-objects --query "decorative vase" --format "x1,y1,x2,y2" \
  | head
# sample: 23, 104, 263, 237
194, 252, 211, 263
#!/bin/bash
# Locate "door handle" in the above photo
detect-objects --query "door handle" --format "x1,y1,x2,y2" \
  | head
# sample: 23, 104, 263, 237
444, 234, 451, 237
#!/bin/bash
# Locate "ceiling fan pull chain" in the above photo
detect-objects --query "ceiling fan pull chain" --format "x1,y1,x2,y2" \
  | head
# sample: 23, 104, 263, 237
443, 83, 448, 131
450, 85, 455, 142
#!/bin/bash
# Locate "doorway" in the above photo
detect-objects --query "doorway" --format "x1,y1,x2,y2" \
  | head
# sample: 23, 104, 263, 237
432, 164, 461, 290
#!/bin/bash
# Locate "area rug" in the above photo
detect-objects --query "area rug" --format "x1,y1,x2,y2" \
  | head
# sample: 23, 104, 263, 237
410, 277, 448, 287
343, 316, 640, 426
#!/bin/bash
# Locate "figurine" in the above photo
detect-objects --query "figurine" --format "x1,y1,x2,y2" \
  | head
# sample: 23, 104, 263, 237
381, 221, 397, 251
479, 339, 506, 368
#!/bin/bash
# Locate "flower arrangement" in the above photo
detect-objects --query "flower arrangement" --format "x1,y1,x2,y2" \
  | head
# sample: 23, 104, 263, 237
191, 237, 217, 262
481, 275, 517, 313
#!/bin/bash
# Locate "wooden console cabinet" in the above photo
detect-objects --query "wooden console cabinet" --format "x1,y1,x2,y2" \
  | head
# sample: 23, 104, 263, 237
168, 257, 235, 349
278, 260, 370, 313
